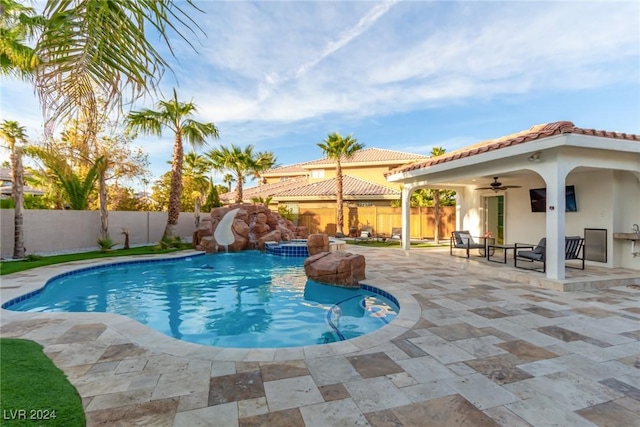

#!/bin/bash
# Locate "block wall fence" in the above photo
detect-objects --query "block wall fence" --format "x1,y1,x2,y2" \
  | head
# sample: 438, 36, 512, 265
0, 205, 456, 258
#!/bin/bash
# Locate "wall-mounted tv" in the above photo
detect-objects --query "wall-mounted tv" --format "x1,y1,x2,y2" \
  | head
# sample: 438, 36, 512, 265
529, 185, 577, 212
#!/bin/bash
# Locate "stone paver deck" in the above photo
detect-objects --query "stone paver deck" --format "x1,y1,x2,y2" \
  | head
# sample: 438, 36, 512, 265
1, 247, 639, 426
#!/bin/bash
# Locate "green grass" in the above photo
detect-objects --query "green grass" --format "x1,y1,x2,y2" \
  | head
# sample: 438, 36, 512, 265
0, 339, 85, 427
0, 244, 192, 276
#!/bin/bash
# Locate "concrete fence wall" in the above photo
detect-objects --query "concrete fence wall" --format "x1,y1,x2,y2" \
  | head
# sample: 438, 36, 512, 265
1, 205, 457, 258
0, 209, 199, 258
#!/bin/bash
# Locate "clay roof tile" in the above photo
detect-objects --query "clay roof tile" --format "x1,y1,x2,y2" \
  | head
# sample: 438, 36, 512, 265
385, 121, 640, 177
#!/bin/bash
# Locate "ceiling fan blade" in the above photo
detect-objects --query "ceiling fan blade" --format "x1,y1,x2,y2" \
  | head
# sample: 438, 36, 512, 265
476, 177, 522, 191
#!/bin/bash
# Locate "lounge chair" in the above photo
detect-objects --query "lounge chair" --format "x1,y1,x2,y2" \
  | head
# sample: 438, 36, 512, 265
514, 236, 584, 272
450, 231, 488, 258
389, 227, 402, 242
355, 226, 373, 243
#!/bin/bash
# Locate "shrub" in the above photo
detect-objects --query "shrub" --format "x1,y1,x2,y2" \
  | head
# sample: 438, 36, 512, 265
97, 235, 118, 253
278, 205, 296, 221
155, 236, 183, 250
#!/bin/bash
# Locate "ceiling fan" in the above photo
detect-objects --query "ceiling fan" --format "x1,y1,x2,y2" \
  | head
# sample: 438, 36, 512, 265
475, 176, 522, 192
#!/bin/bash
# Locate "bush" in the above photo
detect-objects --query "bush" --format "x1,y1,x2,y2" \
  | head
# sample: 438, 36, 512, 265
97, 235, 118, 253
154, 236, 183, 250
278, 205, 296, 221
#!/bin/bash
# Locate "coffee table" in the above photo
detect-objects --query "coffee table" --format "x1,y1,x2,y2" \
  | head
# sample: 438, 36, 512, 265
487, 244, 516, 264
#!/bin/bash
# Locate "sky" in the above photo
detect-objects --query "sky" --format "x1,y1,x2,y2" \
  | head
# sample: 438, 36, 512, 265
1, 1, 639, 190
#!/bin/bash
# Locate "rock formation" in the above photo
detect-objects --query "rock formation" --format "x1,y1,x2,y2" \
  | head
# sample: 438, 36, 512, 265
304, 251, 366, 287
193, 204, 309, 253
307, 234, 329, 256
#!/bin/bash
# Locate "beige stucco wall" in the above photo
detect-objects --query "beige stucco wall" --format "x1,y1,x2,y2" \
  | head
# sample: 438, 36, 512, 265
0, 210, 198, 258
307, 164, 397, 187
465, 169, 640, 270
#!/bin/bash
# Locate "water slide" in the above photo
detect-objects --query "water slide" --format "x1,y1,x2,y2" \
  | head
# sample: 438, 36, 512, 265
213, 208, 239, 249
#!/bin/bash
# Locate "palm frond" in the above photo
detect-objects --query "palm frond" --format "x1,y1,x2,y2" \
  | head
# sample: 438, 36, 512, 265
35, 0, 204, 126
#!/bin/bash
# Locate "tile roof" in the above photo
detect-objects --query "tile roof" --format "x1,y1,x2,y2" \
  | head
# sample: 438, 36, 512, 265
0, 168, 10, 180
386, 121, 640, 176
303, 147, 429, 167
275, 175, 399, 198
219, 177, 307, 202
260, 164, 309, 177
260, 148, 430, 177
0, 167, 45, 196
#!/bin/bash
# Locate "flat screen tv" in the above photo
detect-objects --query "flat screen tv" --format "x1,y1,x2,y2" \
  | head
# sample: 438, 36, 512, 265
529, 185, 577, 212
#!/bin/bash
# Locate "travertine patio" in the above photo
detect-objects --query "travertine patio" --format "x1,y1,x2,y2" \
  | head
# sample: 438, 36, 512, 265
1, 246, 639, 426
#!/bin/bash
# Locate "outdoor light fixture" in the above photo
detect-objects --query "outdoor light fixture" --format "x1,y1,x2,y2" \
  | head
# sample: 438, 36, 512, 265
528, 152, 541, 163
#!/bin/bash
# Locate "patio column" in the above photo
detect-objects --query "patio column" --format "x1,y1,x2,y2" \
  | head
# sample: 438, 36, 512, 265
401, 185, 411, 250
542, 163, 569, 280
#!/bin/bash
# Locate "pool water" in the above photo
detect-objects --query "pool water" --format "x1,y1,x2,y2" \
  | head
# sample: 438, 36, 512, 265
7, 252, 398, 348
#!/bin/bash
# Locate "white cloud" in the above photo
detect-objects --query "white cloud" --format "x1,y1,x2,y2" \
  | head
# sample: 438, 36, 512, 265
165, 1, 638, 142
1, 1, 637, 183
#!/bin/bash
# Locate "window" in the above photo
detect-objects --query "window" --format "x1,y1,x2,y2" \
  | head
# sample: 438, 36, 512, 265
279, 177, 289, 182
310, 170, 325, 178
357, 201, 373, 207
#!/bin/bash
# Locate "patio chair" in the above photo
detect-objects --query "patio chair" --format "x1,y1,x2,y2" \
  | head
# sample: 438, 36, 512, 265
514, 236, 584, 273
389, 227, 402, 242
354, 226, 373, 243
450, 231, 488, 258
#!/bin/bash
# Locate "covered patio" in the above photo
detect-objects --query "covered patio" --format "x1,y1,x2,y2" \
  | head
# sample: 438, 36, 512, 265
386, 121, 640, 286
417, 246, 640, 292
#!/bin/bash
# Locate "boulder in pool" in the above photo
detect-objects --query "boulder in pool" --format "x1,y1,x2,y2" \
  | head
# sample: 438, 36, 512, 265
304, 251, 365, 287
307, 233, 329, 256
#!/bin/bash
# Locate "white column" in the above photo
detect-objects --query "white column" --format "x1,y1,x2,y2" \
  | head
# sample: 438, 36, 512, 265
541, 163, 569, 280
455, 192, 462, 231
401, 186, 412, 250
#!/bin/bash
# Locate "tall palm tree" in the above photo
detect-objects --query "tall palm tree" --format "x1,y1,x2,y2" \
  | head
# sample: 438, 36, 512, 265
317, 132, 365, 237
222, 173, 235, 193
0, 120, 28, 258
127, 90, 219, 239
206, 145, 277, 204
430, 146, 446, 244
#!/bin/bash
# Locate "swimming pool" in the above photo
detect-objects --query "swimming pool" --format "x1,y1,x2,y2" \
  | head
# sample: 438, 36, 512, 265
5, 252, 399, 348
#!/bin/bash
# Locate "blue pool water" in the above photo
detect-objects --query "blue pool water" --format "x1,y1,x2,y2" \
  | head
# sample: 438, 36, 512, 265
6, 252, 399, 348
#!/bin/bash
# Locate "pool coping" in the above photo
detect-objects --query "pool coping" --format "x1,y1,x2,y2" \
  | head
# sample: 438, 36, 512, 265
0, 250, 421, 362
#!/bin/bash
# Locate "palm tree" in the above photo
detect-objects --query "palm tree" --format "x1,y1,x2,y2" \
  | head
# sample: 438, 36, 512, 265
206, 145, 277, 204
27, 145, 103, 210
253, 151, 279, 184
127, 89, 219, 239
222, 173, 235, 193
0, 120, 28, 258
184, 152, 210, 196
34, 1, 204, 128
317, 132, 365, 237
430, 146, 446, 244
0, 0, 43, 79
184, 152, 210, 227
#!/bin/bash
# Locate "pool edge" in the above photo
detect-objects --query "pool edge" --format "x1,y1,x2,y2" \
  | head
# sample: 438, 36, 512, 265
0, 251, 421, 362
